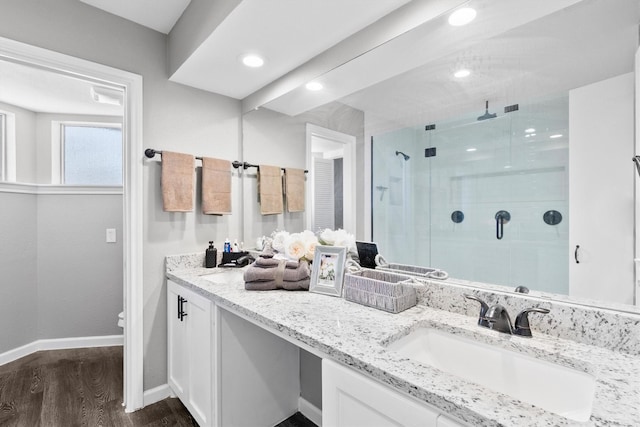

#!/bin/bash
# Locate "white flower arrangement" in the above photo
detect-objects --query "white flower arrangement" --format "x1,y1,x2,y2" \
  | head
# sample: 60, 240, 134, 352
261, 228, 356, 263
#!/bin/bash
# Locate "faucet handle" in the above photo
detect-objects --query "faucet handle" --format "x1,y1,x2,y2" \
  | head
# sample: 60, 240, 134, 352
513, 307, 550, 338
464, 294, 490, 328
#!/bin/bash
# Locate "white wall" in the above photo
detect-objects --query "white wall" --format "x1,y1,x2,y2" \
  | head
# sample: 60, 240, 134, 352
0, 191, 38, 353
0, 189, 123, 354
242, 101, 365, 244
37, 194, 123, 339
0, 0, 242, 390
569, 72, 635, 304
0, 101, 37, 183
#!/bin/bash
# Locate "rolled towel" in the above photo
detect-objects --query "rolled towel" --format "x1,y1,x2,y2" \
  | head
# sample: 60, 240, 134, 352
243, 259, 310, 283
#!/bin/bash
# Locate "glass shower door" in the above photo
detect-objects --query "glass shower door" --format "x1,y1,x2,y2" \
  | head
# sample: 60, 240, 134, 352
371, 96, 569, 293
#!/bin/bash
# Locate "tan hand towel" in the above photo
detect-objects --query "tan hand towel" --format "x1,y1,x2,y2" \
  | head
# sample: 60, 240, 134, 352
284, 168, 305, 212
161, 151, 194, 212
202, 157, 231, 215
258, 165, 283, 215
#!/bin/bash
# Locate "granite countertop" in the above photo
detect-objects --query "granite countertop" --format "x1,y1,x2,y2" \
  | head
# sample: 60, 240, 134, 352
167, 263, 640, 427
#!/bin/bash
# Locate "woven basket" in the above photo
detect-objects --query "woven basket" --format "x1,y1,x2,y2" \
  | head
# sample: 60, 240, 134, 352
376, 263, 436, 278
344, 269, 417, 314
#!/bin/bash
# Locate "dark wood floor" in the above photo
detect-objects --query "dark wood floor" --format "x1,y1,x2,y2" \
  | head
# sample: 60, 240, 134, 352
0, 346, 316, 427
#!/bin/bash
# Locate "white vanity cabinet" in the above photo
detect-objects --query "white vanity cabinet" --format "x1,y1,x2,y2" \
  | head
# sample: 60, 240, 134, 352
167, 280, 214, 427
322, 359, 467, 427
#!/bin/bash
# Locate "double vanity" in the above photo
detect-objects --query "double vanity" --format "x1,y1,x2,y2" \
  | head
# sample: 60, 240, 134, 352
166, 253, 640, 427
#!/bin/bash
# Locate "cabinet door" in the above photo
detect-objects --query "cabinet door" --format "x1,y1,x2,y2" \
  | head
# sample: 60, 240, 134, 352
183, 287, 213, 427
322, 359, 439, 427
167, 281, 188, 399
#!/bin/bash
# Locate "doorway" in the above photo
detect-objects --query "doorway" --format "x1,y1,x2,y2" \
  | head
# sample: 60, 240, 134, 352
305, 124, 356, 233
0, 36, 144, 411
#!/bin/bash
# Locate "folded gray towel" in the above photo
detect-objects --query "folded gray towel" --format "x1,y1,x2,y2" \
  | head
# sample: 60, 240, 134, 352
244, 259, 310, 283
254, 257, 299, 269
244, 259, 310, 291
245, 278, 310, 291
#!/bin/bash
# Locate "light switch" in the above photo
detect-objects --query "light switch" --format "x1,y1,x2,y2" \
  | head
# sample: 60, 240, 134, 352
106, 228, 117, 243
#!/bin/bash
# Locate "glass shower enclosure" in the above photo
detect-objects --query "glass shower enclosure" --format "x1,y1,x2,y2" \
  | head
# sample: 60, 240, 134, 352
371, 96, 569, 294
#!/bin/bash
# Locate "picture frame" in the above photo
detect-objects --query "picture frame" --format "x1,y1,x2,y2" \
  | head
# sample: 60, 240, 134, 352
310, 245, 347, 297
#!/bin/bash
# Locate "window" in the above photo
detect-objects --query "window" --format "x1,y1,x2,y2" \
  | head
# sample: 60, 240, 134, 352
62, 124, 122, 185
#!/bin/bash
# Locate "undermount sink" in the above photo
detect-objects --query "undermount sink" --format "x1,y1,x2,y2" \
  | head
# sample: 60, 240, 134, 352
386, 327, 596, 422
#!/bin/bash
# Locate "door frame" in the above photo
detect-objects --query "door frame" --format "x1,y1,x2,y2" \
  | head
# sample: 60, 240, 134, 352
306, 123, 356, 233
0, 36, 145, 411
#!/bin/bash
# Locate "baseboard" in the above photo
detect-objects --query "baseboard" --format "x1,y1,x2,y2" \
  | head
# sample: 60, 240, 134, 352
143, 384, 174, 407
298, 396, 322, 427
0, 335, 123, 366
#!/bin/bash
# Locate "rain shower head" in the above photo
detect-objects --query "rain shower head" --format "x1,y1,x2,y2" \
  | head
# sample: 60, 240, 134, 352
396, 150, 410, 161
477, 100, 497, 121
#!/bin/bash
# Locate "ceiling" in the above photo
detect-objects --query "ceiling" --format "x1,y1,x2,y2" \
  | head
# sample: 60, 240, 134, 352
168, 0, 411, 99
262, 0, 634, 119
0, 59, 123, 116
78, 0, 191, 34
0, 0, 411, 114
0, 0, 636, 122
334, 0, 640, 133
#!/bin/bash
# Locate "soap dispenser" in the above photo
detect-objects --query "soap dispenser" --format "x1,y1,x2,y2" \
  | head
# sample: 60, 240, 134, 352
205, 241, 218, 268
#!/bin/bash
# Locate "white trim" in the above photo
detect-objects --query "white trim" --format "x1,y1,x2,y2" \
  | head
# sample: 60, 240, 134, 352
636, 45, 640, 307
0, 182, 123, 195
305, 123, 356, 234
0, 109, 16, 182
364, 130, 372, 241
0, 36, 145, 412
0, 182, 41, 194
298, 396, 322, 427
143, 384, 175, 407
0, 335, 123, 366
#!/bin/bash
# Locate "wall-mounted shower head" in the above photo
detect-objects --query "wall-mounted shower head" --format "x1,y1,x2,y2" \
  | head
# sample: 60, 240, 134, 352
396, 150, 410, 161
477, 100, 497, 121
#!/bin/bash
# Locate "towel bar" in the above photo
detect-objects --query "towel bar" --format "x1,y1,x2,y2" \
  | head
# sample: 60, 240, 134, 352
144, 148, 307, 173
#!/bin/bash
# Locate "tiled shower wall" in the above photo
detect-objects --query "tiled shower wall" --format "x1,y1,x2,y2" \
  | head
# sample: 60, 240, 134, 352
372, 96, 569, 294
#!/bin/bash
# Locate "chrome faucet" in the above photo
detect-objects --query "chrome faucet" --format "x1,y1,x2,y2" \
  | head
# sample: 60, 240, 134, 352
464, 294, 491, 328
464, 294, 550, 338
484, 304, 513, 334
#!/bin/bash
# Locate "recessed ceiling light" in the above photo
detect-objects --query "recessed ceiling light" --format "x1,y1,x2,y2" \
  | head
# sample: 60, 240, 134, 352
504, 165, 512, 169
466, 147, 477, 152
454, 69, 471, 78
448, 7, 476, 26
525, 128, 536, 133
550, 134, 563, 139
241, 54, 264, 68
525, 135, 531, 138
306, 81, 323, 91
